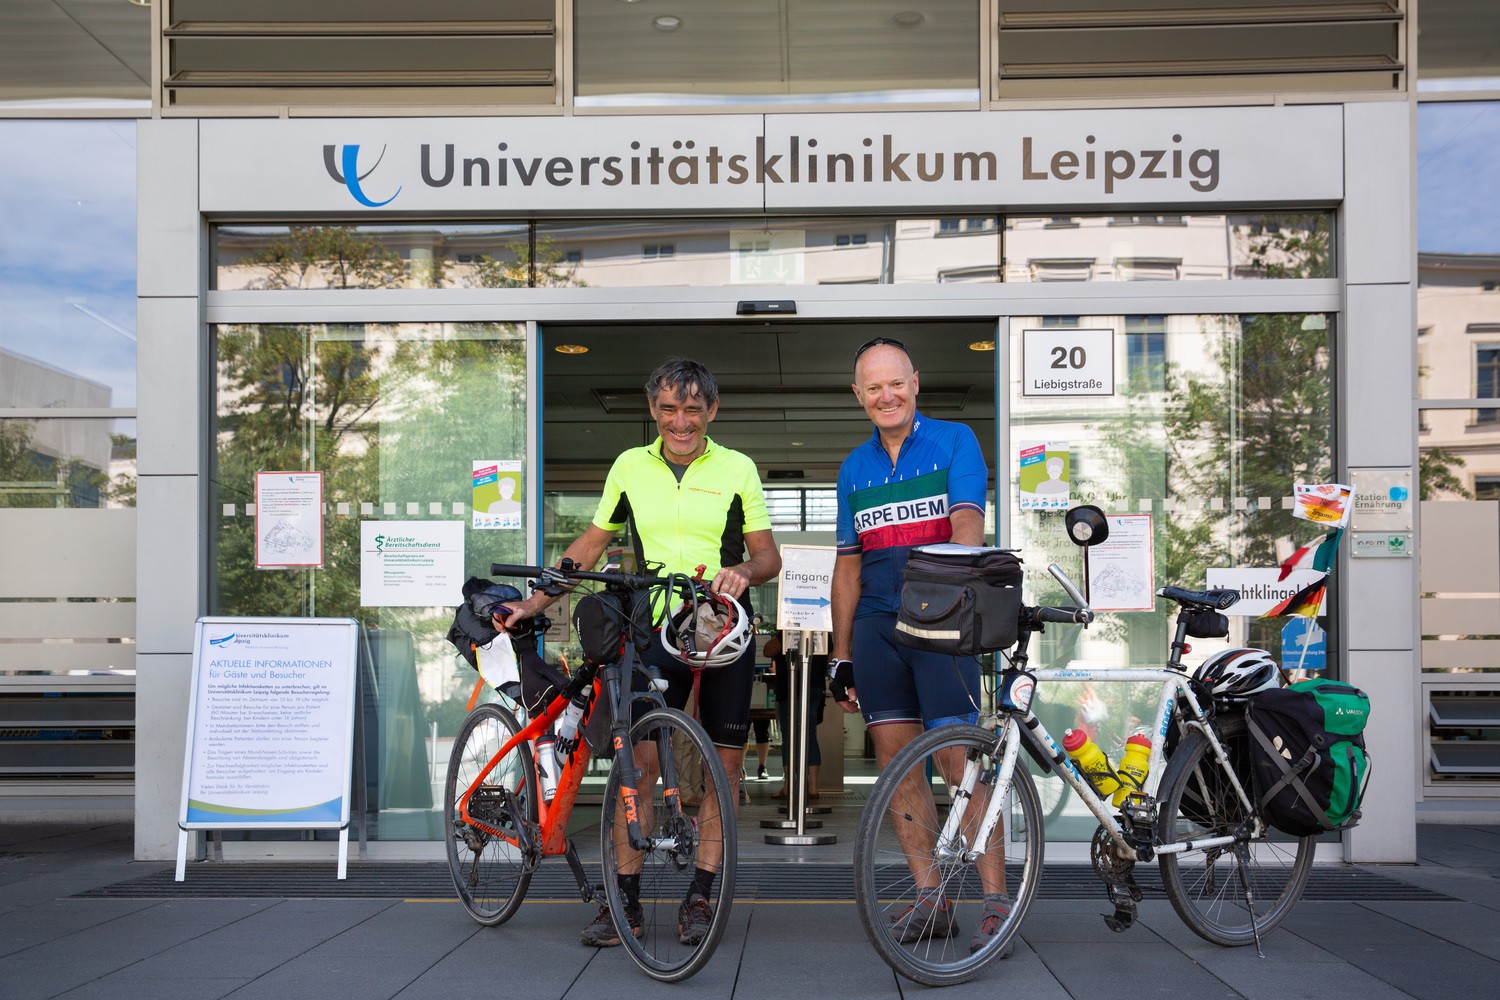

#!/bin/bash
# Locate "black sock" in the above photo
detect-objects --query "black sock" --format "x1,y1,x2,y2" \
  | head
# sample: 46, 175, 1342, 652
618, 873, 641, 906
690, 867, 716, 899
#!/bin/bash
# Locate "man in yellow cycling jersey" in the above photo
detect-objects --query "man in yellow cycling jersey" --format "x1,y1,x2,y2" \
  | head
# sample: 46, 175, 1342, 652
500, 356, 781, 949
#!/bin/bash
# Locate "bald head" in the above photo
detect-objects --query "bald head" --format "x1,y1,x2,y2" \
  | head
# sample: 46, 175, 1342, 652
852, 344, 919, 440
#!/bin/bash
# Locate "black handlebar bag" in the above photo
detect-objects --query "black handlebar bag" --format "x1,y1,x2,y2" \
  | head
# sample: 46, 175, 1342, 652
895, 545, 1023, 656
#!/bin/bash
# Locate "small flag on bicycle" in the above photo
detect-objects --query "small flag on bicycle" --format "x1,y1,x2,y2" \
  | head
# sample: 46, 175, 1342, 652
1277, 527, 1343, 581
1260, 573, 1328, 619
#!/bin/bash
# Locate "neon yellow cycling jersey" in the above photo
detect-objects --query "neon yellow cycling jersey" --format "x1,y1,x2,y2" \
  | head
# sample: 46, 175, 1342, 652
593, 435, 771, 583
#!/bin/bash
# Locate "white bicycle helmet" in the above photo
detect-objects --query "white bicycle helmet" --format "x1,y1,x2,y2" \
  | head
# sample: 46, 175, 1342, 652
1192, 647, 1283, 697
661, 591, 753, 668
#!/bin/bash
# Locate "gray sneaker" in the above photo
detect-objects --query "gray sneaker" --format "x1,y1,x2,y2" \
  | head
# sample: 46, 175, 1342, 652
580, 902, 642, 947
889, 889, 957, 944
678, 892, 714, 946
968, 893, 1015, 957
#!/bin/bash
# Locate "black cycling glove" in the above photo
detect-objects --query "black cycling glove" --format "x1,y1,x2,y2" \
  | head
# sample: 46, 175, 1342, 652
828, 659, 856, 703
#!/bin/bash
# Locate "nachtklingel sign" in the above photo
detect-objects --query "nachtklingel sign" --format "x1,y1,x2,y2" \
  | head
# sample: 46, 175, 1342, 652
200, 106, 1342, 214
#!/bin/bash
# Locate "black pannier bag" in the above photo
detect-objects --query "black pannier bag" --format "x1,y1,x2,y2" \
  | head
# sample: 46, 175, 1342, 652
895, 545, 1024, 656
446, 575, 565, 715
1246, 678, 1372, 837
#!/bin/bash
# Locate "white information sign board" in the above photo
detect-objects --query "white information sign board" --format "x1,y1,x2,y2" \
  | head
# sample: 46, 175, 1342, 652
1087, 513, 1155, 612
777, 545, 837, 633
177, 617, 360, 880
359, 520, 465, 607
1022, 328, 1114, 397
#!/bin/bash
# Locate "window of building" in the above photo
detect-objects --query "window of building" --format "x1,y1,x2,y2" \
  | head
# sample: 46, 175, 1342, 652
1478, 345, 1500, 423
1124, 316, 1167, 391
574, 0, 981, 108
210, 322, 526, 840
764, 488, 838, 531
1475, 477, 1500, 501
1007, 213, 1332, 282
644, 244, 676, 259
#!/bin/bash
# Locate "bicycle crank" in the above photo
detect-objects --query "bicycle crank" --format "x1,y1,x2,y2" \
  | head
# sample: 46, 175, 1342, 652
1091, 825, 1143, 933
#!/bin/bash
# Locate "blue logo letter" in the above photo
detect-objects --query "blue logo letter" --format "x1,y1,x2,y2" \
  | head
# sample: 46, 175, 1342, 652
322, 144, 401, 207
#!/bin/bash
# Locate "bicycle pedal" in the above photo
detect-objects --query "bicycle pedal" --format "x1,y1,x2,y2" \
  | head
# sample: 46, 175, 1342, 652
1103, 909, 1135, 933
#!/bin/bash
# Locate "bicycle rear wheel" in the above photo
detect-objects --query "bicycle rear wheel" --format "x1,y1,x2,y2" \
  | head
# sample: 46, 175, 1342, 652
854, 724, 1044, 987
601, 707, 736, 983
444, 702, 535, 926
1156, 718, 1315, 946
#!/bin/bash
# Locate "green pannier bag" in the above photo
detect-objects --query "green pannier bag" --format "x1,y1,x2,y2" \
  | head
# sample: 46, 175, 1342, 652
1246, 678, 1372, 836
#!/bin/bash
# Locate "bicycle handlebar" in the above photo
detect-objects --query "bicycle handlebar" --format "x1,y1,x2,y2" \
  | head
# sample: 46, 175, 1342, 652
490, 560, 695, 594
1032, 605, 1095, 626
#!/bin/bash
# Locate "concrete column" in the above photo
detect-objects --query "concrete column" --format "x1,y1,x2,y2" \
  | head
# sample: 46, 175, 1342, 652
135, 120, 204, 860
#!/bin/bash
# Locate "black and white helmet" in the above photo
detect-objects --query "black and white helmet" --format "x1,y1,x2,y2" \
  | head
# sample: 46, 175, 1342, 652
661, 590, 753, 668
1192, 647, 1283, 697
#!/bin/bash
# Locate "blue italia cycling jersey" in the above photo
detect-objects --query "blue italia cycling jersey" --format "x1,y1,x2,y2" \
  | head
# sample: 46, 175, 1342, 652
836, 412, 988, 616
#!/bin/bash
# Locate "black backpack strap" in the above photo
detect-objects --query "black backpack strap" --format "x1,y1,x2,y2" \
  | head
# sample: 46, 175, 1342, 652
1249, 717, 1338, 832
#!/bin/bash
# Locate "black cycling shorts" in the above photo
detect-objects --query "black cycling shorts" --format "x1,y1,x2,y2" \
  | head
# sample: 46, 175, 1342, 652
633, 629, 754, 750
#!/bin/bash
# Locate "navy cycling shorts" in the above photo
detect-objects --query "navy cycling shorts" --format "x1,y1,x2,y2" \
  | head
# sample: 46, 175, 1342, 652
852, 613, 982, 729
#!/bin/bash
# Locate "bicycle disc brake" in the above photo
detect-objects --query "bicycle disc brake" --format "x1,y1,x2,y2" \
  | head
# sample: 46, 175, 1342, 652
1090, 825, 1142, 933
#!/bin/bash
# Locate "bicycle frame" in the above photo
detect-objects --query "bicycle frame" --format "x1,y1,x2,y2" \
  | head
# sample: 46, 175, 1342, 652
456, 643, 667, 859
941, 665, 1259, 867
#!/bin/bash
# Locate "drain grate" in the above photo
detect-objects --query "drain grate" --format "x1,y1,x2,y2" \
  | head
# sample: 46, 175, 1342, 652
74, 863, 1449, 902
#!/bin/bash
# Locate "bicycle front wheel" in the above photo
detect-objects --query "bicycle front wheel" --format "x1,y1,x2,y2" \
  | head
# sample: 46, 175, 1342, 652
444, 702, 535, 926
854, 724, 1044, 987
601, 706, 736, 983
1156, 718, 1316, 946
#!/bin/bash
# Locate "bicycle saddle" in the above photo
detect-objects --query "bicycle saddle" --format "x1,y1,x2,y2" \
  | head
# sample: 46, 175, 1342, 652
1157, 586, 1240, 610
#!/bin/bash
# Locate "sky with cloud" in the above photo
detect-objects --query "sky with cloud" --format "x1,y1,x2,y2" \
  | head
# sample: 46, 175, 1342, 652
0, 121, 137, 409
1418, 102, 1500, 255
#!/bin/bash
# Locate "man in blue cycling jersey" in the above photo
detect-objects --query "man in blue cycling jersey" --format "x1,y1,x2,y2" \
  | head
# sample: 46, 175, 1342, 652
500, 356, 780, 951
829, 337, 1011, 956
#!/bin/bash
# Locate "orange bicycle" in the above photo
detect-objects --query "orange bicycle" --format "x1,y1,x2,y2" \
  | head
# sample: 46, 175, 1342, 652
445, 560, 736, 982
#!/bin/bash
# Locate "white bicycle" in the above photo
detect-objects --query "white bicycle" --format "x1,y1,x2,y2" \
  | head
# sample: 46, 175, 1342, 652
853, 561, 1314, 986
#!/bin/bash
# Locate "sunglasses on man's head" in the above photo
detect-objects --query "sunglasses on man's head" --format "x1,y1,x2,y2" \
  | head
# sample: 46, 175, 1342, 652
854, 337, 911, 363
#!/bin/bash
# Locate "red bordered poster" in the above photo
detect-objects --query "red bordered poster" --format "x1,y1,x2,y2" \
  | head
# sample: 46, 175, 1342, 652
254, 471, 324, 568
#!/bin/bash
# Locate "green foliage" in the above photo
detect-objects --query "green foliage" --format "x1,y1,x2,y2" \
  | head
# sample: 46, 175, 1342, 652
1419, 446, 1470, 500
244, 225, 409, 289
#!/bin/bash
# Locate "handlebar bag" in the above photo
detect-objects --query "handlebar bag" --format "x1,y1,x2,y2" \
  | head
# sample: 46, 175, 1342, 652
1246, 678, 1371, 836
895, 546, 1023, 656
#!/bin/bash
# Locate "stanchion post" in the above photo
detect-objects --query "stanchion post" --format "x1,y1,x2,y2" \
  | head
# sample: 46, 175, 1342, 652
763, 629, 835, 845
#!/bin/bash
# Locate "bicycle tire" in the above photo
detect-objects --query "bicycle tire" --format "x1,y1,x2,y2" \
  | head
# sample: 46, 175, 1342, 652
854, 724, 1044, 987
1156, 717, 1316, 946
444, 702, 536, 926
601, 706, 736, 983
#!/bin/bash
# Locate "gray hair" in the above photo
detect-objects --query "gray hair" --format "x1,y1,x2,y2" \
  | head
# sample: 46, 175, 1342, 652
644, 357, 719, 407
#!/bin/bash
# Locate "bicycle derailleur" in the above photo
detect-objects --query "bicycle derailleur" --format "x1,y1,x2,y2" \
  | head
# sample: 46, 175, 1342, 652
1090, 825, 1143, 933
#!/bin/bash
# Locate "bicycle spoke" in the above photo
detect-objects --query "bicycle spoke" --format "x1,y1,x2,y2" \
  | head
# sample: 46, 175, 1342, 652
602, 707, 736, 983
854, 725, 1042, 987
444, 703, 534, 927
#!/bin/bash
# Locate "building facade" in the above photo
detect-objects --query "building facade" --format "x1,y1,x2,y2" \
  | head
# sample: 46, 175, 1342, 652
3, 1, 1498, 864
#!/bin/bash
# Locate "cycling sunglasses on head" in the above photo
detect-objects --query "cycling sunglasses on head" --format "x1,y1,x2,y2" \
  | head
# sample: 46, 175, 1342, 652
853, 337, 911, 363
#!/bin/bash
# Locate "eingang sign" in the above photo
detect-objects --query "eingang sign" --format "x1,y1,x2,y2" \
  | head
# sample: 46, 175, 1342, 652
200, 106, 1343, 214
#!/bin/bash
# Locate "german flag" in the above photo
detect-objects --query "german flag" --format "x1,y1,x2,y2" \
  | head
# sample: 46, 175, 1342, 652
1260, 573, 1328, 618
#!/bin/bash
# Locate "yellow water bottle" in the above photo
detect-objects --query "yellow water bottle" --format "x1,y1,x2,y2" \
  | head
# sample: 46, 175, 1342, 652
1062, 728, 1121, 799
1112, 733, 1152, 807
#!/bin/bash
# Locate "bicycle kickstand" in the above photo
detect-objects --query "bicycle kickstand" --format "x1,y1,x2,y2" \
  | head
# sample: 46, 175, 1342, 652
1233, 844, 1266, 959
564, 838, 606, 904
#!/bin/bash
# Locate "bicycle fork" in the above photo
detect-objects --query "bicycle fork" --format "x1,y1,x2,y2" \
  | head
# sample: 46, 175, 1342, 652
934, 719, 1022, 865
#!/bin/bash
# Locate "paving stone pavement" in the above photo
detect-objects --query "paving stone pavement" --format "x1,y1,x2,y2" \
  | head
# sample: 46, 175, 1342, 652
1, 819, 1497, 1000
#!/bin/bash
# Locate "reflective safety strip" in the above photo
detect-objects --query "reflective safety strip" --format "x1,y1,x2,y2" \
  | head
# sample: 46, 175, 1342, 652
895, 621, 961, 641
